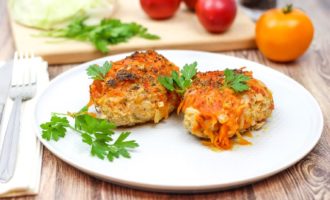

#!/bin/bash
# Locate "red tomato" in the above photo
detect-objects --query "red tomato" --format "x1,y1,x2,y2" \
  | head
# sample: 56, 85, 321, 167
183, 0, 198, 11
196, 0, 237, 33
140, 0, 182, 20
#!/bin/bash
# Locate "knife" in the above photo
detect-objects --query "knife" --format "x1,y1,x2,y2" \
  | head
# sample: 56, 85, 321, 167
0, 61, 13, 128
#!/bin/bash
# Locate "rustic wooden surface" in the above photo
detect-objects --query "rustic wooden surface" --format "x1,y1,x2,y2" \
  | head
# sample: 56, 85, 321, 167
1, 0, 330, 199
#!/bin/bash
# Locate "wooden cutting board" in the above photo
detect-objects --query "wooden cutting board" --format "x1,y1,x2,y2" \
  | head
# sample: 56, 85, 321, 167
10, 0, 256, 64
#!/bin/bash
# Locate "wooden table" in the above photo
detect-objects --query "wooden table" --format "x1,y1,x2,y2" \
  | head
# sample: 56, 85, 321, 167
1, 0, 329, 199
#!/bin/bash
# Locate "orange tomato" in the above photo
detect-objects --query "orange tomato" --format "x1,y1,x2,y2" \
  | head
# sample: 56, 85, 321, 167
256, 5, 314, 62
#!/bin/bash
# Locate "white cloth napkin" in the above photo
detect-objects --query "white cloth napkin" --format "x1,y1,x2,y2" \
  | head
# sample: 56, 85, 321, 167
0, 59, 49, 197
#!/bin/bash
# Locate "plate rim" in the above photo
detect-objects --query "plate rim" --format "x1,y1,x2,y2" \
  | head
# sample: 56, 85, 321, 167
34, 50, 324, 192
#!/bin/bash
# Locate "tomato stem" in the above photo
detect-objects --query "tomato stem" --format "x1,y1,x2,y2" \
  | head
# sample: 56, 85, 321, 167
282, 4, 293, 14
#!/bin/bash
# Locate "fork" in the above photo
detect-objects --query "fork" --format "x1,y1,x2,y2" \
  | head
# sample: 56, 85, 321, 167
0, 52, 38, 183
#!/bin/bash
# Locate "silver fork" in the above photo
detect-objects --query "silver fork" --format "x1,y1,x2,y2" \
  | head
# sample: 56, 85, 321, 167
0, 52, 38, 183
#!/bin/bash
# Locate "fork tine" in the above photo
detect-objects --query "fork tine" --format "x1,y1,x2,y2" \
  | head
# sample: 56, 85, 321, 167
27, 52, 36, 84
30, 64, 37, 84
19, 51, 24, 60
28, 65, 37, 97
23, 65, 30, 97
12, 52, 22, 87
23, 63, 30, 86
12, 51, 37, 87
14, 52, 18, 61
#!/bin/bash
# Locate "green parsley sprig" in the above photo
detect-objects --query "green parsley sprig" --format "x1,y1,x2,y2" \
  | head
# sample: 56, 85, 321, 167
158, 62, 198, 95
43, 17, 160, 53
40, 109, 139, 161
223, 68, 251, 92
87, 61, 112, 80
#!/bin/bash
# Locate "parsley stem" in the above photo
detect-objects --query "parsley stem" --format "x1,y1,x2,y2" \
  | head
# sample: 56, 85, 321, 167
51, 112, 67, 116
67, 125, 85, 136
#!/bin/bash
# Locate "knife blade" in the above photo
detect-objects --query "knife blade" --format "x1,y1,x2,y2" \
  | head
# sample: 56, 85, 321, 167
0, 61, 13, 127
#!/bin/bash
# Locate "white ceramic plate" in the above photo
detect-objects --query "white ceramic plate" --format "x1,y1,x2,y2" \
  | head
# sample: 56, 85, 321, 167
34, 50, 323, 192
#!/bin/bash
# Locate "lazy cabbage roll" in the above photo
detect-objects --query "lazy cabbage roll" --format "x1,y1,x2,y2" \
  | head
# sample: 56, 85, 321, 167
178, 69, 274, 149
90, 50, 180, 126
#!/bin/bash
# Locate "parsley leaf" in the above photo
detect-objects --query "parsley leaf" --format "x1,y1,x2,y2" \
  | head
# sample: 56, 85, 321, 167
114, 132, 139, 149
158, 76, 174, 91
40, 115, 69, 141
158, 62, 198, 95
223, 68, 251, 92
87, 61, 112, 80
40, 110, 138, 162
181, 62, 198, 81
75, 114, 115, 141
43, 17, 160, 53
91, 141, 109, 159
107, 132, 139, 161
